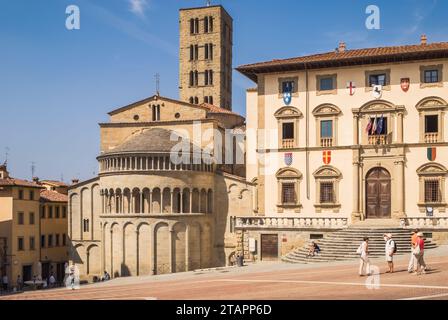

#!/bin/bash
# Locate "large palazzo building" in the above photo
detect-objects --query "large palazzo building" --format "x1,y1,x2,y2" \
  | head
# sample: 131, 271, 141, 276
236, 37, 448, 259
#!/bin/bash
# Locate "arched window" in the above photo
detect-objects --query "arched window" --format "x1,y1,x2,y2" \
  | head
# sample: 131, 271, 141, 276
415, 97, 447, 143
274, 107, 302, 149
190, 18, 195, 34
204, 16, 209, 33
194, 18, 199, 34
194, 71, 198, 86
194, 97, 199, 105
313, 166, 342, 213
189, 97, 194, 104
152, 104, 160, 121
209, 96, 213, 105
189, 45, 194, 61
417, 163, 447, 213
204, 96, 209, 104
189, 71, 194, 87
312, 104, 342, 147
275, 168, 302, 213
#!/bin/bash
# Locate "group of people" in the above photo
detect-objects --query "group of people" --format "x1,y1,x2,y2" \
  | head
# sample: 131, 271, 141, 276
358, 229, 428, 276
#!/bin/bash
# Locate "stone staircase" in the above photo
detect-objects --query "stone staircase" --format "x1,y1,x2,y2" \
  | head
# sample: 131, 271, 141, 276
282, 226, 437, 264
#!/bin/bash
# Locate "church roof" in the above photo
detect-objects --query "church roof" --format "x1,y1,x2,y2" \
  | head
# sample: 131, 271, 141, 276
102, 128, 202, 155
237, 41, 448, 82
107, 95, 241, 117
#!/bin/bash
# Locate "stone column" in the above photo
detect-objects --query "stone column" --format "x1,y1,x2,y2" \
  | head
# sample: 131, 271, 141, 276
352, 157, 361, 223
139, 191, 144, 214
394, 159, 405, 219
185, 225, 190, 271
169, 230, 174, 273
180, 191, 184, 213
353, 114, 360, 145
149, 191, 153, 214
189, 191, 193, 213
397, 111, 404, 144
135, 230, 140, 276
170, 191, 174, 214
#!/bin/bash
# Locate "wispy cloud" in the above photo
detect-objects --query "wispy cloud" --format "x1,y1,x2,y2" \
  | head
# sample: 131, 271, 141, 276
84, 1, 176, 57
128, 0, 149, 18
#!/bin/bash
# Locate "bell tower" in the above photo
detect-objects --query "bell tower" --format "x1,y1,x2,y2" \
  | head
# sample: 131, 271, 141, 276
179, 5, 233, 110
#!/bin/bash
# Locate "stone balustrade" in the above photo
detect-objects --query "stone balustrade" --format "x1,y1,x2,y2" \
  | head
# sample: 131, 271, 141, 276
233, 216, 348, 230
404, 217, 448, 229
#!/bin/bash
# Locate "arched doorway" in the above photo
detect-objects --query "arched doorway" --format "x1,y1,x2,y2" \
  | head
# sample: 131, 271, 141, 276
366, 167, 391, 219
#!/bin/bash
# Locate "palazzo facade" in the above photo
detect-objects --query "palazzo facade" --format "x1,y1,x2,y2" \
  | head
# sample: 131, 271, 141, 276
236, 37, 448, 260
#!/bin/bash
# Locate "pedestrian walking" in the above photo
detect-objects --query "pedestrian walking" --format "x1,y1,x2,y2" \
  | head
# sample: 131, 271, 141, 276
357, 237, 370, 276
384, 233, 396, 273
2, 274, 8, 292
408, 229, 419, 273
49, 273, 56, 288
413, 232, 427, 275
16, 275, 23, 291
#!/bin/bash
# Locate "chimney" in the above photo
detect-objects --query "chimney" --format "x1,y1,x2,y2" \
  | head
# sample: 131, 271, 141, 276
338, 42, 346, 53
421, 34, 427, 45
71, 178, 79, 185
0, 163, 8, 179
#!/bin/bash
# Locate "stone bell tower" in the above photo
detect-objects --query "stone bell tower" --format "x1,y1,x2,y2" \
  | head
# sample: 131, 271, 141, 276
179, 4, 233, 110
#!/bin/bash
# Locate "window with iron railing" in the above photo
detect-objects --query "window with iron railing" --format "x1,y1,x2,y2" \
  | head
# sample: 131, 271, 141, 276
282, 183, 296, 204
320, 182, 335, 204
425, 179, 441, 203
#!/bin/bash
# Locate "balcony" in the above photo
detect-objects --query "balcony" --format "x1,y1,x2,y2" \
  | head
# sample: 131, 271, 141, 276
320, 137, 333, 147
233, 216, 348, 230
368, 134, 389, 146
424, 132, 439, 143
282, 139, 295, 149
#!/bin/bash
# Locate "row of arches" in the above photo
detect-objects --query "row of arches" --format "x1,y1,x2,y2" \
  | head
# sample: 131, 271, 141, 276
91, 221, 212, 277
99, 155, 214, 174
101, 188, 214, 215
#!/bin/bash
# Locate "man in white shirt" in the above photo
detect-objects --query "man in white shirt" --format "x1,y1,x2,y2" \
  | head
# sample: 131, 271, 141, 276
384, 233, 395, 273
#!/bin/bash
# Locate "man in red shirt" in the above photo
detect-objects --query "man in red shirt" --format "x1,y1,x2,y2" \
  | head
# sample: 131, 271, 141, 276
413, 232, 427, 275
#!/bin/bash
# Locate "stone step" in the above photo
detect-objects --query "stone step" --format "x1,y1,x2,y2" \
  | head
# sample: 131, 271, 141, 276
282, 227, 437, 264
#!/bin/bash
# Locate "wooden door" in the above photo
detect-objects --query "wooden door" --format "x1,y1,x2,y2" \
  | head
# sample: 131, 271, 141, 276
366, 168, 391, 219
261, 234, 278, 261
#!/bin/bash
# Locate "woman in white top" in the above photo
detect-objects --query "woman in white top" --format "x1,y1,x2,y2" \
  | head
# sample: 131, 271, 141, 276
358, 237, 370, 276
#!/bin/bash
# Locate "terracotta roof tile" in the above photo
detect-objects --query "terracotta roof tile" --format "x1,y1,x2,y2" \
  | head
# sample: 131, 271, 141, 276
201, 103, 241, 116
237, 42, 448, 81
40, 190, 68, 203
0, 178, 42, 188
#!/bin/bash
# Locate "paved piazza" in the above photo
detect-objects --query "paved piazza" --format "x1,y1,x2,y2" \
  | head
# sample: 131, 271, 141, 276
2, 247, 448, 301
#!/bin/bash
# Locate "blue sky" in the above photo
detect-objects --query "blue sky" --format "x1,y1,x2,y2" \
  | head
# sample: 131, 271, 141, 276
0, 0, 446, 182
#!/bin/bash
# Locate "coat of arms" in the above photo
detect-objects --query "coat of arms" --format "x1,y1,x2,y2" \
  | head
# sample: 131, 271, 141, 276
372, 85, 382, 99
284, 153, 293, 166
282, 81, 293, 105
427, 147, 437, 161
323, 150, 331, 165
400, 78, 410, 92
346, 81, 356, 96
